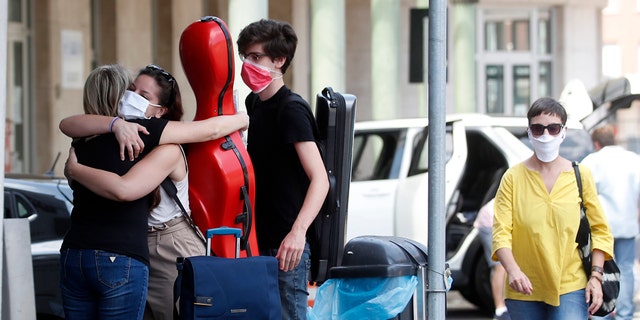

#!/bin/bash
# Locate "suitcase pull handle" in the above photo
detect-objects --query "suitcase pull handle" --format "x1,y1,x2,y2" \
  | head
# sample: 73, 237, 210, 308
207, 227, 241, 238
206, 227, 242, 257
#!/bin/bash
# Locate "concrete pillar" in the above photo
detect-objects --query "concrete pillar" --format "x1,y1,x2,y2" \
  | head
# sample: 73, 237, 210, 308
170, 0, 203, 120
290, 1, 311, 101
310, 0, 346, 96
371, 0, 400, 120
452, 3, 476, 113
229, 0, 268, 112
0, 0, 6, 314
2, 220, 34, 320
115, 0, 154, 69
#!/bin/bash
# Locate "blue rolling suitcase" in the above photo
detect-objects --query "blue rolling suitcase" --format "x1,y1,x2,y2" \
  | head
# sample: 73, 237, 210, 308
176, 227, 281, 319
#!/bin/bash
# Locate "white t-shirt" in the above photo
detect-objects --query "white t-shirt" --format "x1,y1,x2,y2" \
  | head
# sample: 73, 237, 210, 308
581, 145, 640, 238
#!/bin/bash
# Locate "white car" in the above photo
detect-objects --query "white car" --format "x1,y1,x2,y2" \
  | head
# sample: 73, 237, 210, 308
346, 114, 532, 311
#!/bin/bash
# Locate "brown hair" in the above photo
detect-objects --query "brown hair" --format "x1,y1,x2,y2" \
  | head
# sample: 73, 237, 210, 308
591, 125, 615, 147
137, 65, 184, 210
236, 19, 298, 74
138, 65, 184, 121
527, 97, 568, 126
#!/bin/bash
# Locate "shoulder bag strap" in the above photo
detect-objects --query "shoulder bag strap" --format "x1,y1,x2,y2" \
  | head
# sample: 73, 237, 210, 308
160, 177, 206, 244
572, 161, 584, 207
572, 161, 593, 275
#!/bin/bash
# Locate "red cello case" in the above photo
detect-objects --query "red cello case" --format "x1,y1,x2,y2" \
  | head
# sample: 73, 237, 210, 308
179, 16, 258, 258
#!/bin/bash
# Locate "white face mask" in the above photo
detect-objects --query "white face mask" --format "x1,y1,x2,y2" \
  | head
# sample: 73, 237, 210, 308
118, 90, 159, 120
528, 129, 566, 162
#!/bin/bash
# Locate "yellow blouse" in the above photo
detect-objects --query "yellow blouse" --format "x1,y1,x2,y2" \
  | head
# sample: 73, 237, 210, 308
492, 163, 614, 306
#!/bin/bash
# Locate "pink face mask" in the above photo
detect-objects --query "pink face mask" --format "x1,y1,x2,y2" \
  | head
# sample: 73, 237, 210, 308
241, 60, 276, 93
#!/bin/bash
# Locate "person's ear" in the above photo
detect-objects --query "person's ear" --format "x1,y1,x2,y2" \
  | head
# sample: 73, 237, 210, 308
273, 56, 286, 70
594, 141, 602, 150
158, 107, 169, 118
151, 106, 168, 118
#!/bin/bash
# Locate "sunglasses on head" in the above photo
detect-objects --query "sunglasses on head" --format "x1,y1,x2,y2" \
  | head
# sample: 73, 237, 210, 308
529, 123, 564, 136
145, 64, 175, 83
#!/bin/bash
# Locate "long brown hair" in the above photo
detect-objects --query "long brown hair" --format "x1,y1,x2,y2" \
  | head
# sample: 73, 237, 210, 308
138, 65, 184, 121
137, 65, 185, 210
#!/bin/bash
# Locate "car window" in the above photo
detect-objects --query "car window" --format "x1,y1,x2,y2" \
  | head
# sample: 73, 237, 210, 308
408, 124, 454, 177
352, 129, 404, 181
4, 192, 35, 219
4, 188, 71, 243
558, 128, 594, 161
15, 194, 35, 219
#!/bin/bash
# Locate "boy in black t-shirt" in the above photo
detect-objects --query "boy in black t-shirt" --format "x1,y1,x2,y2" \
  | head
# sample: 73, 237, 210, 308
238, 19, 329, 319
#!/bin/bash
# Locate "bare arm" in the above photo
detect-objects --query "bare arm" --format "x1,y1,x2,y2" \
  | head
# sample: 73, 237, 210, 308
496, 247, 533, 295
59, 112, 249, 160
158, 113, 249, 145
59, 114, 149, 161
586, 249, 605, 315
64, 144, 181, 201
276, 141, 329, 272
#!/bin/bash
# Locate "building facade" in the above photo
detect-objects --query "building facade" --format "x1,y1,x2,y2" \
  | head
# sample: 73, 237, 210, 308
600, 0, 640, 151
5, 0, 607, 175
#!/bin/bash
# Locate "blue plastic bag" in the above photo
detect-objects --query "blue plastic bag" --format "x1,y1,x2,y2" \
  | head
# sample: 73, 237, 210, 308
307, 276, 418, 320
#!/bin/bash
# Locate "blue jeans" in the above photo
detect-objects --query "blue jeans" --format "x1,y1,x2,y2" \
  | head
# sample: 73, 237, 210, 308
60, 248, 149, 320
592, 237, 635, 320
505, 289, 588, 320
261, 243, 311, 320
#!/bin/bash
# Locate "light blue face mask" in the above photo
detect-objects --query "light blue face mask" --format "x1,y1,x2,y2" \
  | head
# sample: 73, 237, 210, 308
118, 90, 160, 119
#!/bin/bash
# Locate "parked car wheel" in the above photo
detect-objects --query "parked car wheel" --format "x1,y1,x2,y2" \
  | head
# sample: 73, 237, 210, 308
472, 250, 493, 313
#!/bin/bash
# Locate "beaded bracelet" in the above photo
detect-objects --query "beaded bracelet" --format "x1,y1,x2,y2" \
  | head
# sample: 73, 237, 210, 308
109, 116, 119, 133
591, 265, 604, 275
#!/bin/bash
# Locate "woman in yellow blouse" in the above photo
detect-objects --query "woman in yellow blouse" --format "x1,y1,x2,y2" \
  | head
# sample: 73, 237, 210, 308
492, 97, 614, 320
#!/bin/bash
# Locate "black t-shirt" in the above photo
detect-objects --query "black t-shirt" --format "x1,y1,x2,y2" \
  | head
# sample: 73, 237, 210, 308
246, 86, 316, 249
61, 118, 168, 265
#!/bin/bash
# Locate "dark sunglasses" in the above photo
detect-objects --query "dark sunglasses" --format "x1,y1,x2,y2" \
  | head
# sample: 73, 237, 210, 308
529, 123, 564, 136
145, 64, 175, 83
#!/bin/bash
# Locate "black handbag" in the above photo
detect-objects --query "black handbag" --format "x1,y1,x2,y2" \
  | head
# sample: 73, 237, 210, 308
572, 162, 620, 316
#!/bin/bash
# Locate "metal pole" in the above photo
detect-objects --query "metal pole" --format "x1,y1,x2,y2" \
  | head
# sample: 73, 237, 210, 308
0, 0, 8, 316
427, 0, 447, 319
